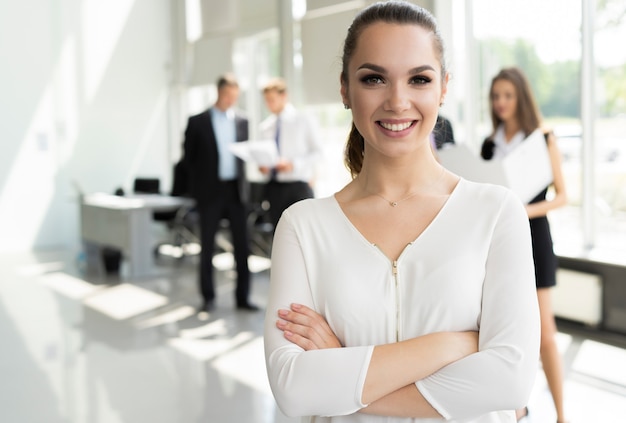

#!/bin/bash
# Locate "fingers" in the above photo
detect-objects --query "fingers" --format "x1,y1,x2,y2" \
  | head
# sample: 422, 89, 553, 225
282, 304, 323, 329
278, 326, 318, 351
276, 303, 342, 350
276, 315, 322, 350
277, 306, 324, 350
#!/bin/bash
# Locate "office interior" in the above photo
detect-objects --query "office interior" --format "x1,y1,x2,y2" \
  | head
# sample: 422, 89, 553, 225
2, 0, 625, 422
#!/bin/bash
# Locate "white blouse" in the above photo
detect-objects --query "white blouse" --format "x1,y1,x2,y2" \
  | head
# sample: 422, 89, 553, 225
264, 179, 540, 423
492, 124, 525, 159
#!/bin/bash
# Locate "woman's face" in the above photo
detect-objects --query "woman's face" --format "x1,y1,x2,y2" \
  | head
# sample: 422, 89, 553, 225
491, 79, 518, 123
341, 22, 446, 159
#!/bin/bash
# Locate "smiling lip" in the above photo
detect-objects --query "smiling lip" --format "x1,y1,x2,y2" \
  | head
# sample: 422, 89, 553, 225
378, 120, 416, 132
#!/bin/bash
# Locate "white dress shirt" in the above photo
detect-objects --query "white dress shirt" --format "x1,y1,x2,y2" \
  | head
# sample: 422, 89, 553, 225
492, 124, 525, 160
264, 179, 540, 422
258, 103, 323, 183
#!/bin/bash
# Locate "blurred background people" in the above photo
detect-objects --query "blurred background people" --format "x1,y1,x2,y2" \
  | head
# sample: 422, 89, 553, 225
480, 67, 568, 423
432, 114, 455, 150
183, 73, 258, 312
257, 77, 324, 229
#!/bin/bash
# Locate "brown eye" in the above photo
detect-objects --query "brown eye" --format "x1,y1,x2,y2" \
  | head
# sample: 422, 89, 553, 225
410, 75, 432, 85
360, 74, 384, 85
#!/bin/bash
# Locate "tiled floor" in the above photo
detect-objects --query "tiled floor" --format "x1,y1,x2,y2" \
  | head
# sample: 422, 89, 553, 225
2, 248, 625, 422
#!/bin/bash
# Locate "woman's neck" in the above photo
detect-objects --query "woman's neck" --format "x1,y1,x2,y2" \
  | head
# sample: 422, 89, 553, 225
357, 157, 442, 196
502, 120, 521, 142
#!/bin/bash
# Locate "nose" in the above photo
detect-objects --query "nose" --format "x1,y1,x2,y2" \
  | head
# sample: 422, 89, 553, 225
384, 83, 411, 113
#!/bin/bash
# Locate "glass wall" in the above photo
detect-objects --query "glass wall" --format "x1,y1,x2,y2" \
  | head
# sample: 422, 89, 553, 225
590, 0, 626, 260
470, 0, 626, 262
184, 0, 626, 264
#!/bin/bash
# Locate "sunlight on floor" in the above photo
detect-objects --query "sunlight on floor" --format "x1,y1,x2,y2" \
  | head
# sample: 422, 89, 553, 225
167, 331, 254, 362
572, 339, 626, 386
213, 252, 271, 273
40, 271, 107, 300
213, 336, 272, 395
83, 283, 168, 320
133, 305, 197, 330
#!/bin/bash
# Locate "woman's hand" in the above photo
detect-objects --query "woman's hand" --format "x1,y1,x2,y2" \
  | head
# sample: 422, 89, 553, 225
276, 303, 342, 350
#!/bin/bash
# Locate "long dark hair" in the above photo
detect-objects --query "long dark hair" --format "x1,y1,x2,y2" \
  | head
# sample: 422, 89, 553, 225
340, 1, 447, 177
489, 67, 541, 138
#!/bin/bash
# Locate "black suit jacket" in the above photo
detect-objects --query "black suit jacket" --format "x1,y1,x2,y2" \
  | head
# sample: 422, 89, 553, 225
183, 108, 250, 206
433, 115, 455, 150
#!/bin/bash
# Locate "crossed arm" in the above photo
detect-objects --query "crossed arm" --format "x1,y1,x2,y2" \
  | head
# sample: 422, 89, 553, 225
275, 303, 478, 418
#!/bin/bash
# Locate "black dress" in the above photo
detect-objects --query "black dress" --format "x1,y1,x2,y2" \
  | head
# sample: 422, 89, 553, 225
528, 189, 558, 288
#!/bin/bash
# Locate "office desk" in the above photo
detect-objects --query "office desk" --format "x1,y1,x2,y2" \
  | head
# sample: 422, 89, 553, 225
80, 193, 193, 278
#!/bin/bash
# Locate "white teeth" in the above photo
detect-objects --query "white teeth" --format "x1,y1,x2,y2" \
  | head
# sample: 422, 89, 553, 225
380, 121, 412, 131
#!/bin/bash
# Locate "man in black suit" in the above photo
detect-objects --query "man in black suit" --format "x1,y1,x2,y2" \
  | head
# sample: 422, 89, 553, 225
183, 74, 258, 312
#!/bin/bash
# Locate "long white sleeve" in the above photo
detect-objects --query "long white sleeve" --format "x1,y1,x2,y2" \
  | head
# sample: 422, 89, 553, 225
416, 189, 540, 420
264, 209, 373, 417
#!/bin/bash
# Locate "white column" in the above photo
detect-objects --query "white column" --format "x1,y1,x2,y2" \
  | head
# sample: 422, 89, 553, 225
581, 0, 596, 251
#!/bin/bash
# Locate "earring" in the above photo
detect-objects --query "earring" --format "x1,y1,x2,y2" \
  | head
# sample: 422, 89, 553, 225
344, 103, 350, 110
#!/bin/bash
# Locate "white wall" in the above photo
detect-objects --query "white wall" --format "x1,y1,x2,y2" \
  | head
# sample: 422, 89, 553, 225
0, 0, 173, 252
0, 0, 451, 253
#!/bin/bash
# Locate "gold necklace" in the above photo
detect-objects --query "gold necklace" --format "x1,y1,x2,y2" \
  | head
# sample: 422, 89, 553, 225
365, 166, 446, 207
372, 191, 419, 207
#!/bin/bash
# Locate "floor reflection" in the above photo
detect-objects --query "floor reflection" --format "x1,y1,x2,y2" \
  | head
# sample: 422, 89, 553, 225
1, 249, 625, 422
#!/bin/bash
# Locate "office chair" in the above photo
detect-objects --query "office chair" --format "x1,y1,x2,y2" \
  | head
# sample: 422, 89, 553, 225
131, 170, 199, 260
133, 178, 161, 194
157, 201, 200, 260
137, 163, 200, 261
132, 176, 180, 235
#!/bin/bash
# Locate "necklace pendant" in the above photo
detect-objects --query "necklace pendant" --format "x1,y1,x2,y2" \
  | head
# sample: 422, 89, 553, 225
390, 201, 398, 207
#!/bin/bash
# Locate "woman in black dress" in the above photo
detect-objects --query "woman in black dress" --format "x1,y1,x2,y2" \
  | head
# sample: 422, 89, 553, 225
481, 67, 568, 423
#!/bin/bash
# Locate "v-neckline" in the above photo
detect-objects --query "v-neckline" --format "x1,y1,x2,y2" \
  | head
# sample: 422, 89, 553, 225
331, 178, 465, 260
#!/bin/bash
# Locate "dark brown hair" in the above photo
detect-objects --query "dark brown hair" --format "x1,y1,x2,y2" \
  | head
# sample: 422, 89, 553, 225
217, 73, 239, 90
488, 67, 541, 137
340, 1, 447, 177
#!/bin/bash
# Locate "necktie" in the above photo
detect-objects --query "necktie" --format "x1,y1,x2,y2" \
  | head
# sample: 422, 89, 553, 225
271, 117, 280, 180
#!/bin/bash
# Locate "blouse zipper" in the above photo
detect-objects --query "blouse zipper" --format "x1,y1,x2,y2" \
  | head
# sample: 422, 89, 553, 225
392, 259, 400, 342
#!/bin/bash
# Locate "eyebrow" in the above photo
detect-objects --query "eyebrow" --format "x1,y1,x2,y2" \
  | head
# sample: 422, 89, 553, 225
357, 63, 436, 74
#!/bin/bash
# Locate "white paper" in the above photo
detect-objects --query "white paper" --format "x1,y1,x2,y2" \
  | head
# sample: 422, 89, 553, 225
502, 129, 553, 203
229, 140, 279, 167
438, 129, 553, 203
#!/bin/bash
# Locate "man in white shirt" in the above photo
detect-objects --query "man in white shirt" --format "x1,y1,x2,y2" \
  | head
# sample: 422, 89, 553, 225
258, 78, 323, 229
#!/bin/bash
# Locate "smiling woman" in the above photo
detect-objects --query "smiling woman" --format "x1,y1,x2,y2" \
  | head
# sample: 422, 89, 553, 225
264, 1, 540, 422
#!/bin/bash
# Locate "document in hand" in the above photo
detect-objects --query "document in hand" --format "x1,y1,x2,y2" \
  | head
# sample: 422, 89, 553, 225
438, 129, 553, 203
229, 140, 279, 167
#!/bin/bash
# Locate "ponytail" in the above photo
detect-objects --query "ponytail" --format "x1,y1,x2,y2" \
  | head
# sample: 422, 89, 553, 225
344, 123, 364, 178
